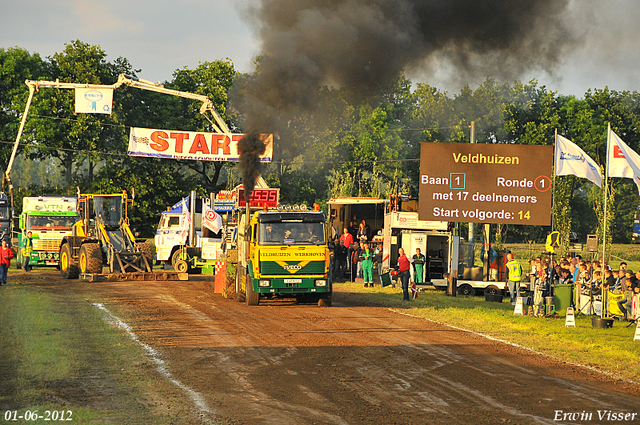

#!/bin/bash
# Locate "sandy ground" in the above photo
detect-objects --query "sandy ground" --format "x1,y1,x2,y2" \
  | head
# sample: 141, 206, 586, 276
16, 270, 640, 424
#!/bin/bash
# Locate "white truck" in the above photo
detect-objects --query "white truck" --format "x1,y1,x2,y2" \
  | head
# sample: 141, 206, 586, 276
154, 192, 233, 270
18, 196, 78, 267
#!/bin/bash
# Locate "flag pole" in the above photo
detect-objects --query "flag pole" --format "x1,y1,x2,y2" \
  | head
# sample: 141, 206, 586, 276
552, 128, 557, 232
601, 123, 610, 319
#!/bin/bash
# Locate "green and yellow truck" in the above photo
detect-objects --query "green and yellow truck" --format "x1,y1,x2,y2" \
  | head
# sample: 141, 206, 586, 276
235, 203, 332, 307
18, 196, 78, 268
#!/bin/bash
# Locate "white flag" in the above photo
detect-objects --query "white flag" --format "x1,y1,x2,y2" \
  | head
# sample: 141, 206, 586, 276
180, 198, 190, 239
202, 200, 222, 233
555, 134, 602, 187
607, 128, 640, 195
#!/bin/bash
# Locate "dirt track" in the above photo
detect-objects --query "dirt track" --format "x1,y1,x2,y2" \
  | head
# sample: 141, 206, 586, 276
24, 271, 640, 424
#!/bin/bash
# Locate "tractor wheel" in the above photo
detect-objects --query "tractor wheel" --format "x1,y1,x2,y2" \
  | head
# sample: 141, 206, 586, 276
60, 243, 79, 279
318, 294, 332, 307
137, 241, 153, 271
16, 252, 22, 270
246, 273, 259, 306
235, 265, 245, 302
79, 243, 103, 274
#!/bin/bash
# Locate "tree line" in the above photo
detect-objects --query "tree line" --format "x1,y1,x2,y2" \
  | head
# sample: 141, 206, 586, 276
1, 40, 639, 244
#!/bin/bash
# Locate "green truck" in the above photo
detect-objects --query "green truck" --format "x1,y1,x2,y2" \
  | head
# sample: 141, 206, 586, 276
18, 196, 78, 268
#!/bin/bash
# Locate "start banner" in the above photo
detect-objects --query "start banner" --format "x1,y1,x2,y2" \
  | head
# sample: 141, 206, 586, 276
128, 127, 273, 162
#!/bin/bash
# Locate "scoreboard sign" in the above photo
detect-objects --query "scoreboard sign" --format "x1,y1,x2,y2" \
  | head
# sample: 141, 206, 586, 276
236, 188, 280, 209
419, 143, 553, 226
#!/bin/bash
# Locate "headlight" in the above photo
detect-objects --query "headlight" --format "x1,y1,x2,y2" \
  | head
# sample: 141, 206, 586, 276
315, 279, 327, 287
259, 280, 271, 287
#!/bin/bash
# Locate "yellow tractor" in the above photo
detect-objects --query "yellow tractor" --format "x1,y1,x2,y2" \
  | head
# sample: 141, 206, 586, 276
59, 190, 152, 278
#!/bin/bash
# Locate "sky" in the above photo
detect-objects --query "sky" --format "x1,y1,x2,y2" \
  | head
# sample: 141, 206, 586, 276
2, 0, 640, 98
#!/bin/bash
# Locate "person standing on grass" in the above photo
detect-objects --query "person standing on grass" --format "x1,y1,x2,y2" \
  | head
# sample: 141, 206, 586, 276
412, 248, 426, 284
0, 239, 14, 285
505, 253, 523, 305
21, 230, 33, 272
350, 242, 361, 282
397, 247, 411, 301
361, 242, 374, 288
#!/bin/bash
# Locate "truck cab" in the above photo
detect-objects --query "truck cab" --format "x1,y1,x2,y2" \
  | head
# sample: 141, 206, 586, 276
19, 196, 78, 267
236, 207, 332, 306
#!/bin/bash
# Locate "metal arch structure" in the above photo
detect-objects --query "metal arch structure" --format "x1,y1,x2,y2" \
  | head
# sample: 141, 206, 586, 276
4, 74, 233, 237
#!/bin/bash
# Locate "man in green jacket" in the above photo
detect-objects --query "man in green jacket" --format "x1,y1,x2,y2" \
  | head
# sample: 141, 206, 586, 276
21, 231, 33, 272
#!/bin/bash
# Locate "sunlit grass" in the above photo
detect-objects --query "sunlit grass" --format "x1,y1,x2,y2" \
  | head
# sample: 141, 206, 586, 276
337, 281, 640, 383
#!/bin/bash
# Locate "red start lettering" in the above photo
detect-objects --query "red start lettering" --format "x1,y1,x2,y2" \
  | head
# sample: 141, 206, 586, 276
212, 134, 231, 155
189, 133, 210, 154
170, 132, 189, 153
150, 131, 169, 151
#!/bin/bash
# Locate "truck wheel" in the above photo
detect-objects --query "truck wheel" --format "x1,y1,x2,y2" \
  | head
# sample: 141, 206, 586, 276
318, 294, 332, 307
79, 243, 103, 274
60, 243, 79, 279
457, 284, 475, 296
246, 274, 260, 306
16, 252, 22, 270
171, 250, 183, 268
235, 265, 245, 302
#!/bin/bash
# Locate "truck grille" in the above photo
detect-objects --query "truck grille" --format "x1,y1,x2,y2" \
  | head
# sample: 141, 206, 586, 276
260, 261, 325, 275
34, 239, 60, 251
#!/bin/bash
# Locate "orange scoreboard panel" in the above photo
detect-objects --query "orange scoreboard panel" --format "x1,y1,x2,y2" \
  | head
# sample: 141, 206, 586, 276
419, 143, 553, 226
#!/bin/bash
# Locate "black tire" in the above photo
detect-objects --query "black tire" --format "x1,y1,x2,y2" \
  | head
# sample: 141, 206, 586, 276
235, 265, 245, 302
175, 259, 190, 273
484, 285, 501, 296
318, 294, 332, 307
171, 249, 183, 268
457, 284, 476, 296
16, 252, 22, 270
60, 243, 79, 279
246, 273, 260, 306
79, 243, 103, 274
137, 241, 153, 271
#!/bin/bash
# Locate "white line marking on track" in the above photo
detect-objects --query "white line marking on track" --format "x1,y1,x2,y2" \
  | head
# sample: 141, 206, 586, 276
390, 308, 640, 386
92, 302, 214, 418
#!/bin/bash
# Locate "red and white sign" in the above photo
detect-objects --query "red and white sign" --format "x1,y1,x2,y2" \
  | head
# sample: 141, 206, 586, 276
128, 127, 273, 162
202, 201, 223, 233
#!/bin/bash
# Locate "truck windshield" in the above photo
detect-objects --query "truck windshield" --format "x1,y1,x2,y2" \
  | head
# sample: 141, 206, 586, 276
27, 216, 75, 231
94, 197, 122, 227
0, 205, 8, 220
259, 222, 325, 245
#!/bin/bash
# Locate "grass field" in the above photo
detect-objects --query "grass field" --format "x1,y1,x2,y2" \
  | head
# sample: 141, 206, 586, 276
337, 281, 640, 384
0, 281, 206, 425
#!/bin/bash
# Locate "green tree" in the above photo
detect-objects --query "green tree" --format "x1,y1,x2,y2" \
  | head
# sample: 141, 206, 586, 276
0, 47, 44, 177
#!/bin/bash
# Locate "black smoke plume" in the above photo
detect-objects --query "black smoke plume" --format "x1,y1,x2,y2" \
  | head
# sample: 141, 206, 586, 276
238, 0, 574, 106
238, 132, 266, 200
234, 0, 576, 184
